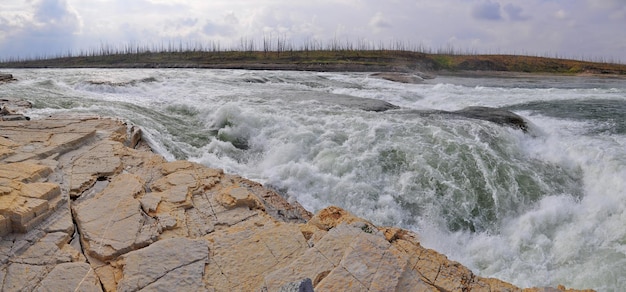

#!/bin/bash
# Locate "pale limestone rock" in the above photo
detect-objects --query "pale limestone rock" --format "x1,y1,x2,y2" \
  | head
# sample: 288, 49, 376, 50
115, 145, 167, 185
20, 182, 61, 200
277, 278, 314, 292
73, 174, 159, 261
4, 196, 49, 233
0, 214, 11, 236
139, 191, 161, 213
69, 141, 123, 197
2, 263, 47, 291
156, 213, 177, 231
265, 207, 522, 292
13, 240, 72, 265
0, 168, 65, 233
40, 232, 71, 248
307, 205, 368, 231
264, 222, 395, 291
0, 162, 52, 183
160, 160, 204, 175
43, 207, 75, 235
4, 128, 97, 163
116, 237, 209, 292
35, 262, 102, 292
0, 136, 17, 159
205, 217, 308, 291
215, 186, 262, 210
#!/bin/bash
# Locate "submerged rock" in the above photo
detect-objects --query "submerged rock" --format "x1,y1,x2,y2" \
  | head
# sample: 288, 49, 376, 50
286, 91, 400, 112
85, 77, 157, 87
370, 72, 432, 83
451, 106, 529, 132
399, 106, 530, 132
0, 116, 590, 291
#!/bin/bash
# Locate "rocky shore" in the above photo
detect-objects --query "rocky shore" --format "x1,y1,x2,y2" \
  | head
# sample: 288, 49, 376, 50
0, 97, 593, 291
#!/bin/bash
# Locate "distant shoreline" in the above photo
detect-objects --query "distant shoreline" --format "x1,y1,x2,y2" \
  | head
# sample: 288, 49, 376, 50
2, 51, 626, 77
436, 69, 626, 79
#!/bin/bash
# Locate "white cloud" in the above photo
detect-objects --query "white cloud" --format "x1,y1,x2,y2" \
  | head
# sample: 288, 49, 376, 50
503, 3, 530, 21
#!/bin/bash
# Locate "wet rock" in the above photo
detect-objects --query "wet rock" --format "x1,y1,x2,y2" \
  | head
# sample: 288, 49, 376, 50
452, 106, 529, 132
0, 74, 16, 83
370, 72, 428, 83
403, 106, 530, 132
275, 91, 400, 112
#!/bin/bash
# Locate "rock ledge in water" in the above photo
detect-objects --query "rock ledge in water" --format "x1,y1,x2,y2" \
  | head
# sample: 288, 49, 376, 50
0, 74, 17, 84
452, 106, 529, 132
0, 116, 592, 291
1, 99, 31, 121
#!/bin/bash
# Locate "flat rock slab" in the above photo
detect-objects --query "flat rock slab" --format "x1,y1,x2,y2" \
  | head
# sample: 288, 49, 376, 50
117, 237, 208, 291
73, 174, 158, 261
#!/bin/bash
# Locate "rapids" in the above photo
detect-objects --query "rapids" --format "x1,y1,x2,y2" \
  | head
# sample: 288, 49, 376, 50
2, 69, 625, 291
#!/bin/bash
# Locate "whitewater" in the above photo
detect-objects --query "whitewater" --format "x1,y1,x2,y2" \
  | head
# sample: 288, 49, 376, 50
3, 69, 625, 291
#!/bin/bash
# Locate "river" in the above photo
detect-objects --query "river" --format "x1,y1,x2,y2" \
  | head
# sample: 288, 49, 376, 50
3, 69, 625, 291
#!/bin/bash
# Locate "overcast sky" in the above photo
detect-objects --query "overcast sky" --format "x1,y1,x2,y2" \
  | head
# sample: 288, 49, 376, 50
1, 0, 625, 62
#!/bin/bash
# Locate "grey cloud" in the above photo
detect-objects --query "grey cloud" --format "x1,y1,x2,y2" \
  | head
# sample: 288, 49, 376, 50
31, 0, 81, 36
504, 4, 530, 21
35, 0, 71, 22
165, 17, 198, 30
0, 0, 81, 58
472, 0, 502, 21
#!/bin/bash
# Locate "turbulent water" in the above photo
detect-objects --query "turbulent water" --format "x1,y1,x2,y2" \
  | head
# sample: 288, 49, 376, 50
3, 69, 625, 291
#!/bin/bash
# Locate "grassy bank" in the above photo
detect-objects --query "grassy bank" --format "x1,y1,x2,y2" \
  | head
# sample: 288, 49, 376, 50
2, 49, 626, 75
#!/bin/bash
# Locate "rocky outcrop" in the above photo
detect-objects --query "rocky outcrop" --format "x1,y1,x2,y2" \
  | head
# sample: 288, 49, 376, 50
0, 115, 592, 291
1, 99, 31, 121
0, 74, 16, 84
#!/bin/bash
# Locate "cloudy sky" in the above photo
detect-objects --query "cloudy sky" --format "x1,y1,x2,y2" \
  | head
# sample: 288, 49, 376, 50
1, 0, 625, 62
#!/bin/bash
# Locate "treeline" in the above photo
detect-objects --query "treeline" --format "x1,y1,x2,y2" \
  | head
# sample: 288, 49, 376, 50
2, 37, 626, 75
0, 36, 623, 65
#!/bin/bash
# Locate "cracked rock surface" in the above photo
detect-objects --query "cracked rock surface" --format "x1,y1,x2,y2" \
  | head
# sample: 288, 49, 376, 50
0, 115, 592, 291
